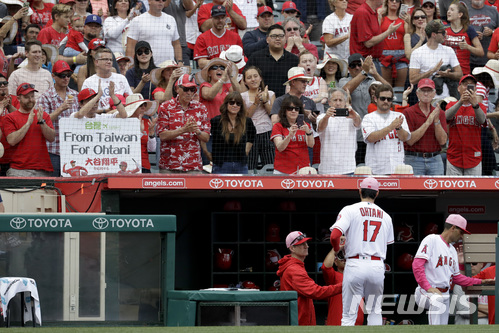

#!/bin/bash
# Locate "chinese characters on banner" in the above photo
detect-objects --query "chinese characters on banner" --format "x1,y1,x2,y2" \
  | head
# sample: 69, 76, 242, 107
59, 118, 141, 177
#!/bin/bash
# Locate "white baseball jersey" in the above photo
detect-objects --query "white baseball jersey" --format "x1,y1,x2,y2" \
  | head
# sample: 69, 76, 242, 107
362, 110, 410, 174
322, 12, 353, 61
414, 234, 459, 289
331, 201, 394, 260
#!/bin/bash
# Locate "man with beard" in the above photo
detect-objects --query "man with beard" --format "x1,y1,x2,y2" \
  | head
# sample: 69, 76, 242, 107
2, 83, 55, 177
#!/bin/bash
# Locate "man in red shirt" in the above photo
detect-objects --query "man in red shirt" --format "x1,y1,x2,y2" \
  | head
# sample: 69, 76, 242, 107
473, 265, 496, 324
194, 5, 243, 69
445, 74, 487, 175
350, 0, 401, 71
37, 3, 71, 47
403, 78, 448, 175
197, 0, 246, 34
156, 74, 210, 173
277, 231, 342, 326
2, 83, 55, 177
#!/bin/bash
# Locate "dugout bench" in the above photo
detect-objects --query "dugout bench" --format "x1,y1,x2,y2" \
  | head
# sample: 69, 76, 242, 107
462, 229, 499, 324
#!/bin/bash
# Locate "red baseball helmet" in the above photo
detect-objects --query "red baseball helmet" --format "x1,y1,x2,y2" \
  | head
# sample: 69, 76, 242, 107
397, 253, 414, 271
424, 223, 439, 236
396, 224, 414, 242
242, 280, 259, 289
215, 248, 233, 270
265, 249, 281, 270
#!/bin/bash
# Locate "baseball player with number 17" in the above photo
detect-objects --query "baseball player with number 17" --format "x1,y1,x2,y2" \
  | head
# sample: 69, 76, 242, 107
330, 177, 394, 326
413, 214, 495, 325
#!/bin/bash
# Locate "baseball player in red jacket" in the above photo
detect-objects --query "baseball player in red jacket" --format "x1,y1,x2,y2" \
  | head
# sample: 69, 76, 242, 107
277, 231, 342, 325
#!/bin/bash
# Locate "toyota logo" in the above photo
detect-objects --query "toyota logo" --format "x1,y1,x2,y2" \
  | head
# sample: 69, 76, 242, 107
495, 180, 499, 189
424, 179, 438, 189
281, 179, 295, 189
10, 217, 26, 230
92, 217, 109, 230
209, 178, 224, 189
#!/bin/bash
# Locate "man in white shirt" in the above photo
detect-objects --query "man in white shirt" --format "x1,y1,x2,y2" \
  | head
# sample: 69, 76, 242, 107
125, 0, 182, 66
8, 40, 53, 100
81, 48, 133, 111
362, 83, 410, 174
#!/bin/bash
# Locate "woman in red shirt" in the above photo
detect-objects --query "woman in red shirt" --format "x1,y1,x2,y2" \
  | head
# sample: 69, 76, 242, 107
444, 2, 483, 75
379, 0, 408, 88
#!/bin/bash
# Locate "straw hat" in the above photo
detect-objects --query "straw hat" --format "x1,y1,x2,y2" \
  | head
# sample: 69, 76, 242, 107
124, 93, 157, 117
0, 0, 34, 15
317, 53, 347, 77
150, 60, 180, 86
42, 44, 58, 64
195, 58, 238, 85
472, 60, 499, 88
283, 67, 313, 86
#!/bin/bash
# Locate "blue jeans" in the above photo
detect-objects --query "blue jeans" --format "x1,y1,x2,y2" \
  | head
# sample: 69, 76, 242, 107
404, 154, 444, 175
213, 162, 248, 174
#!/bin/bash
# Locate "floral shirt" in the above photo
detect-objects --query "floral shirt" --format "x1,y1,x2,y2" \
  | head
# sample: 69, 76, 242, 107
157, 97, 210, 171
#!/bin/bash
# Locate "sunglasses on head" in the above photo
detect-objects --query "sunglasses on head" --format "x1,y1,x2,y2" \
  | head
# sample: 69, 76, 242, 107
137, 49, 151, 56
55, 73, 72, 78
209, 65, 226, 71
20, 83, 35, 90
286, 27, 299, 32
349, 62, 362, 69
290, 233, 307, 247
91, 40, 105, 47
286, 106, 301, 112
378, 96, 394, 102
0, 81, 8, 87
180, 86, 197, 93
228, 100, 242, 106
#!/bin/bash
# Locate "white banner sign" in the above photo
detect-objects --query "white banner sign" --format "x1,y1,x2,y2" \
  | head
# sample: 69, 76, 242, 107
59, 118, 141, 177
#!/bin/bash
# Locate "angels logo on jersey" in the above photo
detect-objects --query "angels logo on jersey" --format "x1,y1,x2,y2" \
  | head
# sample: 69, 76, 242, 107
336, 214, 341, 221
421, 244, 428, 254
435, 255, 455, 268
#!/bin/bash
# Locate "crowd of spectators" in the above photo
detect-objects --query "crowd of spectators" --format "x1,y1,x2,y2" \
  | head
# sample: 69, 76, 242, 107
0, 0, 499, 177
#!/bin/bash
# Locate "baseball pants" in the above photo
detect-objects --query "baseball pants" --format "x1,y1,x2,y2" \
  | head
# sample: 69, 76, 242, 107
342, 258, 385, 326
415, 286, 450, 325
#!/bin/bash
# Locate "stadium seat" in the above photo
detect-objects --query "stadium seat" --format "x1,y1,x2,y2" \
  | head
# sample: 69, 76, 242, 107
257, 164, 275, 175
393, 164, 414, 175
298, 166, 318, 175
354, 166, 373, 175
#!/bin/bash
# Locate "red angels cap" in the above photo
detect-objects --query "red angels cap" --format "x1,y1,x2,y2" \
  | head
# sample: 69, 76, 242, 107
89, 38, 105, 50
282, 1, 299, 13
446, 214, 471, 234
16, 83, 37, 96
53, 60, 73, 74
176, 74, 197, 88
418, 78, 435, 89
359, 177, 379, 191
257, 5, 273, 17
285, 231, 312, 248
78, 88, 98, 102
459, 74, 477, 85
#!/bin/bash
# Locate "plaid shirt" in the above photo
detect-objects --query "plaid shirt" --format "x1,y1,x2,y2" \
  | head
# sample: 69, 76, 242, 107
37, 86, 79, 155
157, 97, 210, 171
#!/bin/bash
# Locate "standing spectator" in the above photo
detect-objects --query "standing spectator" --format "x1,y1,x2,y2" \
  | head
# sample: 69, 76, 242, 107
444, 3, 483, 75
322, 0, 352, 62
402, 78, 448, 175
283, 17, 318, 60
350, 0, 402, 72
246, 24, 299, 97
318, 53, 347, 93
413, 214, 494, 325
444, 74, 487, 175
241, 66, 275, 171
466, 0, 499, 73
3, 83, 55, 177
126, 0, 182, 66
71, 81, 128, 118
210, 92, 256, 174
233, 0, 258, 38
73, 0, 92, 20
103, 0, 141, 54
185, 0, 203, 61
439, 0, 453, 21
30, 0, 54, 29
156, 73, 210, 173
362, 83, 410, 175
322, 248, 364, 326
37, 4, 71, 47
271, 95, 314, 175
421, 0, 437, 21
242, 5, 274, 59
76, 38, 108, 91
193, 5, 243, 69
277, 230, 342, 326
25, 23, 41, 42
317, 88, 361, 175
81, 48, 133, 111
0, 73, 17, 176
126, 41, 156, 100
37, 60, 78, 176
8, 40, 53, 100
409, 19, 462, 99
403, 8, 428, 61
380, 0, 408, 88
339, 54, 390, 165
197, 0, 246, 34
330, 176, 394, 326
163, 0, 195, 65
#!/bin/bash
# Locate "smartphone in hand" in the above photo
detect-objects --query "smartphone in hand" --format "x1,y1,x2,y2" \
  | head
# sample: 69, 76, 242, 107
297, 114, 305, 127
335, 108, 349, 117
